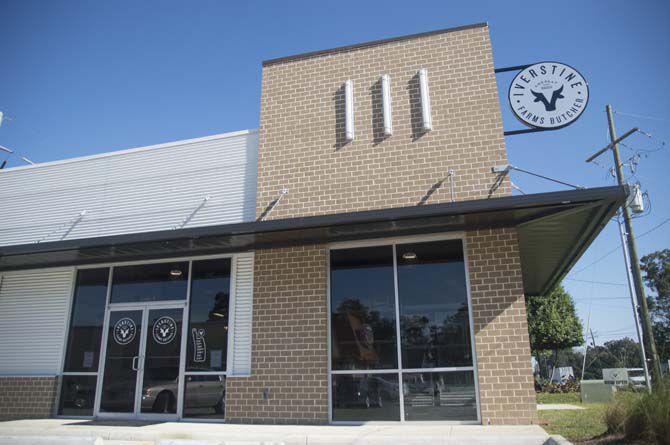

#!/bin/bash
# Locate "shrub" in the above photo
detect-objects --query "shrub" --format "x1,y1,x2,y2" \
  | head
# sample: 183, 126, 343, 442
534, 376, 580, 393
628, 379, 670, 445
604, 391, 638, 435
605, 377, 670, 445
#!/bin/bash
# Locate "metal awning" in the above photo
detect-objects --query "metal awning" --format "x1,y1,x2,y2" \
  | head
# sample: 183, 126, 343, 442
0, 186, 627, 296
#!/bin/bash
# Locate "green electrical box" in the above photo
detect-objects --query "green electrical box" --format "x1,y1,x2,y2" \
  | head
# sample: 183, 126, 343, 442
581, 380, 616, 404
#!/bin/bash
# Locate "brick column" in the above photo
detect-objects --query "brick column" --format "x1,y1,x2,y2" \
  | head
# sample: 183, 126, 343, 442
466, 228, 537, 425
226, 244, 329, 424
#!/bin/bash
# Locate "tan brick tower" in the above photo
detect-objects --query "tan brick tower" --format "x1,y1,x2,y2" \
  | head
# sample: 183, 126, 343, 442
226, 23, 536, 424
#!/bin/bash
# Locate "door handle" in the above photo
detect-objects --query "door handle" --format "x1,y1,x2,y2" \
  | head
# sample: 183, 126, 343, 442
132, 356, 139, 371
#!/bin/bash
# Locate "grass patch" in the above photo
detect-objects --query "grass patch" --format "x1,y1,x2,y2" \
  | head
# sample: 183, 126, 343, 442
538, 402, 608, 443
536, 392, 581, 404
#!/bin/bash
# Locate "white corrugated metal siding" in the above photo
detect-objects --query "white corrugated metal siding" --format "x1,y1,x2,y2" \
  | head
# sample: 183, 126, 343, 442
229, 252, 254, 376
0, 268, 74, 375
0, 130, 258, 247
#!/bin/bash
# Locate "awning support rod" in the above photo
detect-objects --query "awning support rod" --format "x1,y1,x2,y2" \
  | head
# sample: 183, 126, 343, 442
257, 188, 289, 221
492, 164, 584, 190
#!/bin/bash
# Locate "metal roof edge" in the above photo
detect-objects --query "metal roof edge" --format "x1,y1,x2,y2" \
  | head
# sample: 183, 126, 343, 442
0, 128, 259, 174
0, 186, 627, 258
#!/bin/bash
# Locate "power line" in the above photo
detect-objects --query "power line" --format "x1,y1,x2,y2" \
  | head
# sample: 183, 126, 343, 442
0, 112, 38, 168
632, 216, 670, 240
579, 296, 629, 301
575, 299, 630, 311
564, 278, 625, 286
569, 216, 670, 276
613, 110, 668, 122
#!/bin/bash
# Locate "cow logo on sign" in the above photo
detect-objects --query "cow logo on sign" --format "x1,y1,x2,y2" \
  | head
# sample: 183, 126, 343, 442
113, 318, 137, 345
152, 316, 177, 345
509, 62, 589, 129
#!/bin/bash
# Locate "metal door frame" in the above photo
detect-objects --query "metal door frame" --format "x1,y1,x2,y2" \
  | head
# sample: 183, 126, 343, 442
94, 300, 187, 420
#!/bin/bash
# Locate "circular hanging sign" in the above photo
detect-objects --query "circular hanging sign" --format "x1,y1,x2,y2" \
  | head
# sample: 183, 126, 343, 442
508, 61, 589, 129
152, 316, 177, 345
113, 318, 137, 345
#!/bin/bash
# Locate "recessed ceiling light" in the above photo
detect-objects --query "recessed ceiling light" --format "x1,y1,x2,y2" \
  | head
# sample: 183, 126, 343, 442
169, 269, 182, 277
402, 252, 417, 260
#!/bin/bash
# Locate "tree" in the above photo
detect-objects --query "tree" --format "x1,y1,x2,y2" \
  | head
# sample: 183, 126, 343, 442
603, 337, 644, 369
535, 338, 644, 381
526, 285, 584, 377
640, 249, 670, 362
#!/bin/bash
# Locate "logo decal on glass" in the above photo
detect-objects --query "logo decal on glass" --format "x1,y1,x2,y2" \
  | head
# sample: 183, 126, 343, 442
192, 328, 206, 362
152, 316, 177, 345
113, 318, 137, 345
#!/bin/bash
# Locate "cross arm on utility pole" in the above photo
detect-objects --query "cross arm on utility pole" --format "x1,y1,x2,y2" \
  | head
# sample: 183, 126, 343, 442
585, 127, 639, 163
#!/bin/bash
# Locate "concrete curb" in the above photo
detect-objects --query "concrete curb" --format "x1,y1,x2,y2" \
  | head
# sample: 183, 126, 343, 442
0, 421, 554, 445
0, 435, 559, 445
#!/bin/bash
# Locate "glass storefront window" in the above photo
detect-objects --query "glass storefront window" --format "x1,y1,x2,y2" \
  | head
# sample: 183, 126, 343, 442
63, 268, 109, 372
330, 246, 397, 370
396, 240, 472, 369
58, 375, 97, 416
59, 268, 109, 417
58, 257, 233, 419
332, 373, 400, 421
186, 258, 231, 372
111, 261, 188, 303
402, 371, 477, 421
329, 239, 477, 422
183, 375, 226, 419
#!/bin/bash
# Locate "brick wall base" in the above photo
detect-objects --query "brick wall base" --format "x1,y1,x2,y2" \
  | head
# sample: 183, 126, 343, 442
0, 376, 58, 420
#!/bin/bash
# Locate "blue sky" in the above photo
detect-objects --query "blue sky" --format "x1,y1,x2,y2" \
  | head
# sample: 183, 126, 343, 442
1, 1, 669, 352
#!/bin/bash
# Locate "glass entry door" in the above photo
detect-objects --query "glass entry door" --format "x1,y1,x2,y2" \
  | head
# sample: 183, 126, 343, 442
99, 310, 143, 415
140, 308, 183, 415
96, 304, 184, 419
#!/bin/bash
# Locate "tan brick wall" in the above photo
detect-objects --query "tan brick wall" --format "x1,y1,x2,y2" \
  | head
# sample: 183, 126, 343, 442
0, 376, 58, 420
226, 244, 328, 424
466, 228, 537, 425
238, 23, 535, 425
256, 24, 510, 221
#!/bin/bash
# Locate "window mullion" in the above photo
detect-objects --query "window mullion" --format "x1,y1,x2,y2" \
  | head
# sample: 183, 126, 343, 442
177, 260, 193, 419
392, 243, 405, 421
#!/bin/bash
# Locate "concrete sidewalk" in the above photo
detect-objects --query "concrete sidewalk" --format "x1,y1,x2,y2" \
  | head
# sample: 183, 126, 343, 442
537, 404, 585, 411
0, 419, 567, 445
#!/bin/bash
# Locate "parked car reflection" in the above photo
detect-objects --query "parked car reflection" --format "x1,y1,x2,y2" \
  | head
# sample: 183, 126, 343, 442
140, 375, 225, 415
332, 373, 400, 421
183, 375, 226, 418
60, 375, 96, 414
334, 374, 399, 409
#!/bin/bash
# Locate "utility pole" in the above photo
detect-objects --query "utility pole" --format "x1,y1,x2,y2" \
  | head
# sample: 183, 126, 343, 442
603, 104, 662, 383
581, 307, 592, 381
617, 217, 651, 389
